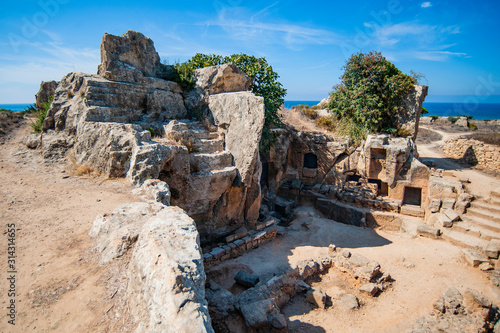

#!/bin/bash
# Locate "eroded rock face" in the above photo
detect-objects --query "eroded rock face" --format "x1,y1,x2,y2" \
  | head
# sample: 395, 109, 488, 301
184, 64, 252, 116
396, 84, 428, 140
98, 30, 161, 79
128, 206, 213, 333
90, 201, 213, 332
35, 80, 58, 109
209, 91, 264, 184
33, 30, 266, 242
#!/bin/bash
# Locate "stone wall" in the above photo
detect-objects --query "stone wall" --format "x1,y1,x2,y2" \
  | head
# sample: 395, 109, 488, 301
443, 137, 500, 172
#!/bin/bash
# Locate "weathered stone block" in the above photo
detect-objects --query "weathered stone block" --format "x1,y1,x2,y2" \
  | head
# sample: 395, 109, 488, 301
337, 294, 359, 310
437, 213, 453, 228
443, 208, 460, 222
485, 240, 500, 259
235, 271, 260, 288
428, 199, 441, 213
441, 198, 456, 210
359, 283, 379, 296
306, 288, 328, 308
462, 249, 488, 267
417, 224, 441, 238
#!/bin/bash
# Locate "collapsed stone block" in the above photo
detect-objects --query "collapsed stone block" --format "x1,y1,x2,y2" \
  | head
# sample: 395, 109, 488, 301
417, 224, 441, 238
306, 288, 329, 308
462, 249, 488, 267
235, 271, 260, 288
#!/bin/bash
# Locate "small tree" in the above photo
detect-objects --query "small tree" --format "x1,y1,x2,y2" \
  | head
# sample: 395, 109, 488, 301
175, 53, 287, 152
328, 51, 415, 141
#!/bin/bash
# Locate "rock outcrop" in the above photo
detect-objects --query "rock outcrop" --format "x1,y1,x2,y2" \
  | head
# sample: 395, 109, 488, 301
396, 84, 428, 140
91, 194, 214, 332
35, 80, 58, 109
128, 206, 213, 333
30, 30, 265, 241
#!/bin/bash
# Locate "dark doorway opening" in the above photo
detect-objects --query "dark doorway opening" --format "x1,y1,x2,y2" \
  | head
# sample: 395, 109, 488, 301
304, 153, 318, 169
403, 186, 422, 206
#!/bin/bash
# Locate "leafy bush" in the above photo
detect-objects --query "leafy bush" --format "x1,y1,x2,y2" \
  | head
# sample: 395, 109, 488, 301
300, 107, 319, 120
468, 122, 478, 130
30, 96, 53, 133
327, 51, 415, 141
448, 116, 458, 123
174, 53, 287, 152
421, 107, 428, 115
430, 115, 439, 121
315, 116, 334, 131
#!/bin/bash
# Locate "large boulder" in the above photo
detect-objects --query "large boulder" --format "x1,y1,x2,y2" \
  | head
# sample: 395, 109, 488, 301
98, 30, 161, 79
128, 206, 214, 333
184, 64, 252, 115
396, 84, 428, 140
35, 80, 58, 109
209, 92, 264, 184
91, 202, 214, 332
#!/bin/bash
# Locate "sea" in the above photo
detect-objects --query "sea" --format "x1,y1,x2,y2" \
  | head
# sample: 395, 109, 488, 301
2, 101, 499, 120
284, 101, 500, 120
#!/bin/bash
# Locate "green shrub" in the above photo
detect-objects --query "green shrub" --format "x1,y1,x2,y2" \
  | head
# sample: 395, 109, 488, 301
30, 96, 53, 133
19, 104, 37, 115
327, 51, 416, 141
148, 127, 158, 137
468, 122, 478, 130
173, 53, 286, 153
315, 116, 334, 131
430, 115, 439, 121
300, 108, 319, 120
421, 107, 428, 115
448, 116, 458, 123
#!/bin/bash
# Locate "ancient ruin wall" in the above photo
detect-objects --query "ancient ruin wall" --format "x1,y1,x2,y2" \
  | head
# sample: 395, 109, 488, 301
443, 137, 500, 172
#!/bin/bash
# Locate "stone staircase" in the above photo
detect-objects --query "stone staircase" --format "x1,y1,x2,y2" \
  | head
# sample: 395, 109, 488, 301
441, 191, 500, 252
163, 120, 236, 176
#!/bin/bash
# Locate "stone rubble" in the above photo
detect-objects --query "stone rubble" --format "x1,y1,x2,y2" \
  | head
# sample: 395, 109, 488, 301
407, 287, 499, 333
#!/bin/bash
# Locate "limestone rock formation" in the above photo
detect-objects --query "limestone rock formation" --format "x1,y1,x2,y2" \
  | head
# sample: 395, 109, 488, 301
35, 80, 58, 109
91, 201, 213, 332
396, 84, 428, 140
30, 30, 265, 242
184, 64, 252, 115
128, 206, 213, 333
98, 30, 165, 80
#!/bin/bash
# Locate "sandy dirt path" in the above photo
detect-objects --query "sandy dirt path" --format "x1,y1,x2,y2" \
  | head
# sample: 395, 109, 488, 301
0, 123, 137, 333
418, 125, 500, 198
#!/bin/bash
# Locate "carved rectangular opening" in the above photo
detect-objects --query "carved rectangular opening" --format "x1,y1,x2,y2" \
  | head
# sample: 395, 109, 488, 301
370, 148, 387, 160
380, 182, 388, 196
369, 148, 387, 178
304, 153, 318, 169
403, 186, 422, 206
347, 174, 362, 183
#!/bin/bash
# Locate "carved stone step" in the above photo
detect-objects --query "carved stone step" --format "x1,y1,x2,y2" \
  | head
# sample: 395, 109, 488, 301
471, 201, 500, 215
466, 207, 500, 223
190, 151, 234, 172
461, 216, 500, 234
441, 228, 489, 250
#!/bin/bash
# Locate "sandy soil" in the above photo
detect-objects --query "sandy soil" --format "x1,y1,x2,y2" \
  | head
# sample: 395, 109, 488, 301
0, 121, 137, 333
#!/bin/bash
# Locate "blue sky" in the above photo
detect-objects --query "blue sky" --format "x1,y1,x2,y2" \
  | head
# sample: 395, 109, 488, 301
1, 0, 500, 104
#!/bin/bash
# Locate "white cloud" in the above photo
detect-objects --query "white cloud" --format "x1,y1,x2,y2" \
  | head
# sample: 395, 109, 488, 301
421, 2, 432, 8
203, 5, 340, 50
414, 51, 467, 61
